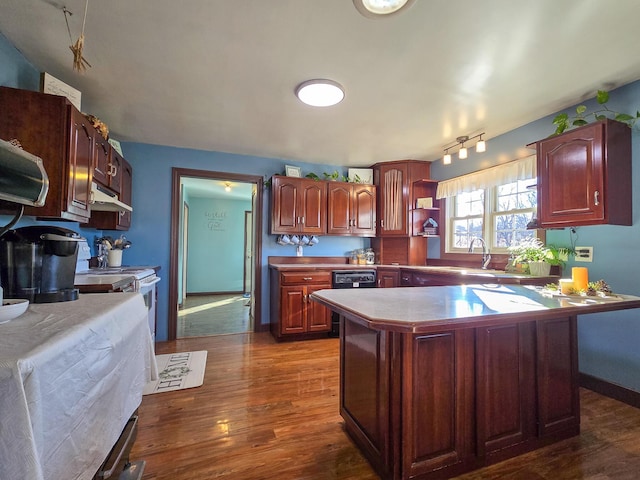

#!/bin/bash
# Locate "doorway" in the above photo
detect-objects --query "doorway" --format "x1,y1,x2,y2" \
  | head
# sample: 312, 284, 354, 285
168, 168, 263, 340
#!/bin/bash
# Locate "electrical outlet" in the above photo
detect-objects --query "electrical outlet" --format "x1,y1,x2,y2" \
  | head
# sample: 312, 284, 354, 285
575, 246, 593, 262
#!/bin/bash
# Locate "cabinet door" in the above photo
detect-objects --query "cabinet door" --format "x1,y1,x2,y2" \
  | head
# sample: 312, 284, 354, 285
271, 176, 299, 233
378, 163, 408, 236
476, 322, 537, 456
306, 285, 332, 332
537, 124, 604, 226
280, 286, 306, 334
327, 183, 351, 235
536, 316, 579, 437
92, 135, 111, 188
299, 180, 326, 234
109, 149, 124, 195
351, 184, 376, 236
377, 268, 399, 288
66, 109, 93, 221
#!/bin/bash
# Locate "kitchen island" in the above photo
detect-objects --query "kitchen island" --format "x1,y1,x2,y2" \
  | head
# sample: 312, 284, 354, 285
311, 284, 640, 480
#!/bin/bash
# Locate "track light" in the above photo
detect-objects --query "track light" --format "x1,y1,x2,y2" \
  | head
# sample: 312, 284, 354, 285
476, 134, 486, 153
442, 132, 486, 165
224, 182, 231, 192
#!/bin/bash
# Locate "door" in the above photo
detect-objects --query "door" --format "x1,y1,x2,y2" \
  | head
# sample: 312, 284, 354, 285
244, 210, 253, 296
168, 168, 264, 341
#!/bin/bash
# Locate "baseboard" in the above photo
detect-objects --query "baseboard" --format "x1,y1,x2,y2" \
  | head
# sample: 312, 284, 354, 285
186, 291, 244, 297
579, 372, 640, 409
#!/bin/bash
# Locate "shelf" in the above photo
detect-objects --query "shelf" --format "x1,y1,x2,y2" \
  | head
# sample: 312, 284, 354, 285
411, 207, 440, 212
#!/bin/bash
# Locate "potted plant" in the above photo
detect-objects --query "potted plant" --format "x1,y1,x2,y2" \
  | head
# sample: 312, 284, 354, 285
508, 237, 560, 277
552, 90, 640, 135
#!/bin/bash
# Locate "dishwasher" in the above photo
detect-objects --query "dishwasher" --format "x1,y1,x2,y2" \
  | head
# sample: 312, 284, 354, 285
329, 270, 377, 337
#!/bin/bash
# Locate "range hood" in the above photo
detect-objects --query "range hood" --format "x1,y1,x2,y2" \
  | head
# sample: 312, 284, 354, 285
0, 139, 49, 206
90, 182, 133, 212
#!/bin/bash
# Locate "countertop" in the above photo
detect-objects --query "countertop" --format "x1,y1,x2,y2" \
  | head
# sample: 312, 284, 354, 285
311, 284, 640, 333
269, 262, 556, 282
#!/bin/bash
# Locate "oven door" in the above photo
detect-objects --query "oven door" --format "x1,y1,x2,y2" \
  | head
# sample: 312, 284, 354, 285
138, 275, 161, 344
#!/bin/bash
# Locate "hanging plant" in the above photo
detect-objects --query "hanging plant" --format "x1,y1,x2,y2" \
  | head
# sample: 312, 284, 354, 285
63, 2, 92, 72
552, 90, 640, 135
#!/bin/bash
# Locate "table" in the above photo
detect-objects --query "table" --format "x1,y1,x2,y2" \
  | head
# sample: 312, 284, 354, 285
0, 293, 156, 480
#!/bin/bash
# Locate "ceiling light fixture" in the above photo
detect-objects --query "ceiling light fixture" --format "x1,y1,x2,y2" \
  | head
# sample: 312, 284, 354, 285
224, 182, 231, 192
441, 133, 487, 165
295, 79, 345, 107
353, 0, 416, 18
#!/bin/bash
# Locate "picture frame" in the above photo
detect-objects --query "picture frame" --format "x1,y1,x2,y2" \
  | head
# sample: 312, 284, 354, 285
347, 168, 373, 184
416, 197, 433, 209
285, 165, 302, 177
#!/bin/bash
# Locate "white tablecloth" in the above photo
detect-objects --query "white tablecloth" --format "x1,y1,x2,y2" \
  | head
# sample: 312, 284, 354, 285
0, 293, 157, 480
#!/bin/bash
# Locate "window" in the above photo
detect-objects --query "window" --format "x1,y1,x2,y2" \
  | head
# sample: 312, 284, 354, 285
446, 179, 537, 253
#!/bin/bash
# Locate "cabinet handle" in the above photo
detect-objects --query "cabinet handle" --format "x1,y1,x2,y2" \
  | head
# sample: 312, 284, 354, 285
594, 190, 600, 206
303, 293, 308, 303
301, 216, 305, 225
109, 164, 118, 177
380, 219, 384, 228
303, 277, 313, 281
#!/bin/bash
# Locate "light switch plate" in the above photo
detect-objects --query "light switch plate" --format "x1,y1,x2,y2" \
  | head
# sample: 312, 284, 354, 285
575, 246, 593, 262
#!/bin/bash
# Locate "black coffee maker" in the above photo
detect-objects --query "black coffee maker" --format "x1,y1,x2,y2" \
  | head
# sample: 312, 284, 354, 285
0, 226, 82, 303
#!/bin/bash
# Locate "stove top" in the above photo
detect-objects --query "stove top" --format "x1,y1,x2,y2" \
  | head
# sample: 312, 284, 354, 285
76, 267, 155, 280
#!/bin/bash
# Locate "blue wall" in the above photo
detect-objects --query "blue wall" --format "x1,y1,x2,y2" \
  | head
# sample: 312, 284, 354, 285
2, 32, 639, 392
186, 196, 251, 293
430, 81, 640, 393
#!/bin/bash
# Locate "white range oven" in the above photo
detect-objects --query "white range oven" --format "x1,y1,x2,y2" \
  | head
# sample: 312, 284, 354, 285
74, 267, 161, 343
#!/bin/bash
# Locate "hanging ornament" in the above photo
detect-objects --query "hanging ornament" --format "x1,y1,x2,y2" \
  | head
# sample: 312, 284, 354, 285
63, 2, 91, 72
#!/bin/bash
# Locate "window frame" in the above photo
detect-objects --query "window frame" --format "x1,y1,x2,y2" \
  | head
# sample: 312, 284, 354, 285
439, 180, 542, 267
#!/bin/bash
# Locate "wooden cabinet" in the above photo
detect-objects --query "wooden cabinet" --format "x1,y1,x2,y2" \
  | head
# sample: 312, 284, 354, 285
371, 160, 431, 266
86, 157, 132, 230
376, 268, 399, 288
327, 182, 376, 236
270, 270, 331, 340
340, 313, 580, 479
93, 146, 124, 196
0, 86, 93, 222
271, 176, 326, 234
534, 119, 631, 227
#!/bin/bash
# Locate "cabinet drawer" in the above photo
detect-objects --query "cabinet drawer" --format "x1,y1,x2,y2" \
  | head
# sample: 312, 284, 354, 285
280, 271, 331, 285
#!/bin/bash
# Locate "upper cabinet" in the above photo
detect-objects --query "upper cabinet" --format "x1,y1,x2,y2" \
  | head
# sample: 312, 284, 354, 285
327, 182, 376, 236
410, 179, 440, 237
372, 160, 431, 236
93, 140, 124, 195
271, 175, 327, 234
86, 157, 132, 230
0, 86, 92, 222
533, 119, 632, 228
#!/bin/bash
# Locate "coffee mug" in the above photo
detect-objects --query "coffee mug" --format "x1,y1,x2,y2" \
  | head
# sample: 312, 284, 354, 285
291, 235, 300, 245
309, 235, 319, 245
300, 235, 310, 245
277, 235, 291, 246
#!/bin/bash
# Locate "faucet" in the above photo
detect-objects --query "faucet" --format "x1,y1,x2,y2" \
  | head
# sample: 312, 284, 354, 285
468, 237, 492, 269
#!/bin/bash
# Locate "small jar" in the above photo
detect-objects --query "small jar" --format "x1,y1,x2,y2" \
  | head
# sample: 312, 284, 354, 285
365, 248, 375, 265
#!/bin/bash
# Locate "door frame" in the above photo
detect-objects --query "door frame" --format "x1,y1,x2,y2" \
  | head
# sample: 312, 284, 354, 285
168, 167, 264, 341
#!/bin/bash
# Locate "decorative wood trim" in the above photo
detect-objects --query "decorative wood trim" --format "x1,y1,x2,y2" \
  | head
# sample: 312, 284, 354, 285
579, 373, 640, 409
268, 256, 349, 265
169, 168, 264, 341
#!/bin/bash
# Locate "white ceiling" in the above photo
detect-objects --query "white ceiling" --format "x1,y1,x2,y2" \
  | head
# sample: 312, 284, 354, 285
2, 0, 640, 168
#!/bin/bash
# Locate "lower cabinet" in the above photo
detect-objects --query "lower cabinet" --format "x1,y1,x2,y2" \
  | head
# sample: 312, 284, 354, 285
270, 270, 331, 340
377, 268, 400, 288
340, 315, 580, 479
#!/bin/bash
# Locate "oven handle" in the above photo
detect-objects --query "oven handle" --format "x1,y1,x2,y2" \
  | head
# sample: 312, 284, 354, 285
140, 276, 161, 287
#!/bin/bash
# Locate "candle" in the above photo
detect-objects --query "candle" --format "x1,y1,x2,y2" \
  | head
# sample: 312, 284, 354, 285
559, 279, 574, 295
572, 267, 589, 292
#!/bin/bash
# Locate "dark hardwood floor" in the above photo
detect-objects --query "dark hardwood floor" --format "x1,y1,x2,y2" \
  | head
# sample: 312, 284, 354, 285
132, 333, 640, 480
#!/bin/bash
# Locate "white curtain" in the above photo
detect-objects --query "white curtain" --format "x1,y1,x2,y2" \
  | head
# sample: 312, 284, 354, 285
435, 155, 536, 199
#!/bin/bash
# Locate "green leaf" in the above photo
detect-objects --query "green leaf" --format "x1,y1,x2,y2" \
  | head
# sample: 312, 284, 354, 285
575, 105, 587, 115
594, 114, 607, 121
555, 124, 567, 135
596, 90, 609, 104
615, 113, 634, 122
552, 113, 568, 124
572, 119, 588, 126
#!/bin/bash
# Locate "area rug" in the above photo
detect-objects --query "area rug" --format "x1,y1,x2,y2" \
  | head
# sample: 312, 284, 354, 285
143, 350, 207, 395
